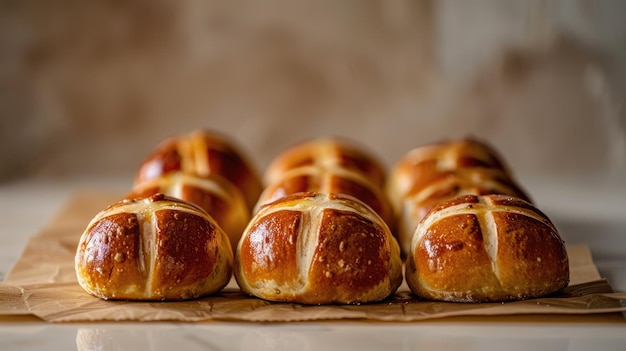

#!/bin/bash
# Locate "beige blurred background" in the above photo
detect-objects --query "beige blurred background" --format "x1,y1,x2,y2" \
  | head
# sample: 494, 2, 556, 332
1, 0, 625, 187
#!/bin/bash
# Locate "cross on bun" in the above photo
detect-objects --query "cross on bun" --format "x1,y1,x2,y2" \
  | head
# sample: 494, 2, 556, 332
127, 173, 250, 254
75, 193, 233, 301
134, 129, 263, 210
235, 192, 402, 305
405, 194, 569, 303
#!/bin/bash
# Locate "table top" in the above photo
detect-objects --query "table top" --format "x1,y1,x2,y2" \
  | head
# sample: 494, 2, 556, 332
1, 176, 625, 351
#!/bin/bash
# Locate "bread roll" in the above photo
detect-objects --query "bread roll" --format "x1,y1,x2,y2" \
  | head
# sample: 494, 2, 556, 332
235, 192, 402, 304
387, 138, 515, 212
127, 173, 250, 254
395, 167, 530, 256
255, 165, 395, 232
263, 137, 387, 189
75, 193, 233, 301
388, 138, 530, 256
134, 129, 263, 210
405, 194, 569, 303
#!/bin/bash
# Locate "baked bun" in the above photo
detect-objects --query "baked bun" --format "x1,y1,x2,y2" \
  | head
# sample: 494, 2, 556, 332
134, 129, 263, 210
395, 167, 530, 256
263, 137, 387, 188
387, 138, 515, 211
405, 194, 569, 303
126, 173, 250, 253
75, 193, 233, 301
235, 192, 402, 305
255, 165, 395, 231
388, 138, 529, 256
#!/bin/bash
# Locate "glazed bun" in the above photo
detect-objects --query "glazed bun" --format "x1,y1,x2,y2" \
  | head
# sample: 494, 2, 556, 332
127, 173, 250, 253
388, 138, 530, 256
134, 129, 263, 210
75, 194, 233, 301
263, 137, 387, 188
405, 194, 569, 303
387, 138, 515, 208
395, 167, 530, 256
235, 192, 402, 305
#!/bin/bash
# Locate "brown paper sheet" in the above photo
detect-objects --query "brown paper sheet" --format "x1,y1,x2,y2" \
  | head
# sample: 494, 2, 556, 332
1, 191, 625, 323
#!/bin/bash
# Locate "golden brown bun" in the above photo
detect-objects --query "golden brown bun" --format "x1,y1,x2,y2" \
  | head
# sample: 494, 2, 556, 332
75, 193, 233, 301
395, 167, 531, 256
263, 137, 387, 189
387, 137, 530, 256
127, 173, 250, 254
387, 137, 516, 212
134, 129, 263, 210
405, 194, 569, 303
255, 165, 395, 232
235, 192, 402, 305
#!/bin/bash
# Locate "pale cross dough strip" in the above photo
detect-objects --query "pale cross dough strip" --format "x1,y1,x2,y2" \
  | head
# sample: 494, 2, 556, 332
288, 163, 375, 186
316, 139, 339, 170
141, 208, 155, 297
400, 144, 438, 166
320, 167, 333, 195
176, 134, 197, 175
287, 140, 338, 176
476, 195, 499, 281
296, 204, 323, 292
186, 132, 210, 176
169, 174, 233, 201
408, 171, 518, 205
437, 143, 461, 171
88, 197, 210, 225
175, 130, 217, 177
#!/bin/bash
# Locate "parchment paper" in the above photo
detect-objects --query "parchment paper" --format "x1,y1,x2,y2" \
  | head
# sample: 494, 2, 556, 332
1, 191, 625, 323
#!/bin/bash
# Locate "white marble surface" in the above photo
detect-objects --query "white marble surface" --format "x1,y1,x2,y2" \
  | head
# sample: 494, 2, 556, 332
1, 176, 625, 351
2, 319, 626, 351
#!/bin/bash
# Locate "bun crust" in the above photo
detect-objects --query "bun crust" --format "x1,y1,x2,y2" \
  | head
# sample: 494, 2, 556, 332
235, 192, 402, 304
75, 194, 233, 301
264, 137, 387, 188
405, 194, 569, 303
134, 129, 263, 210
